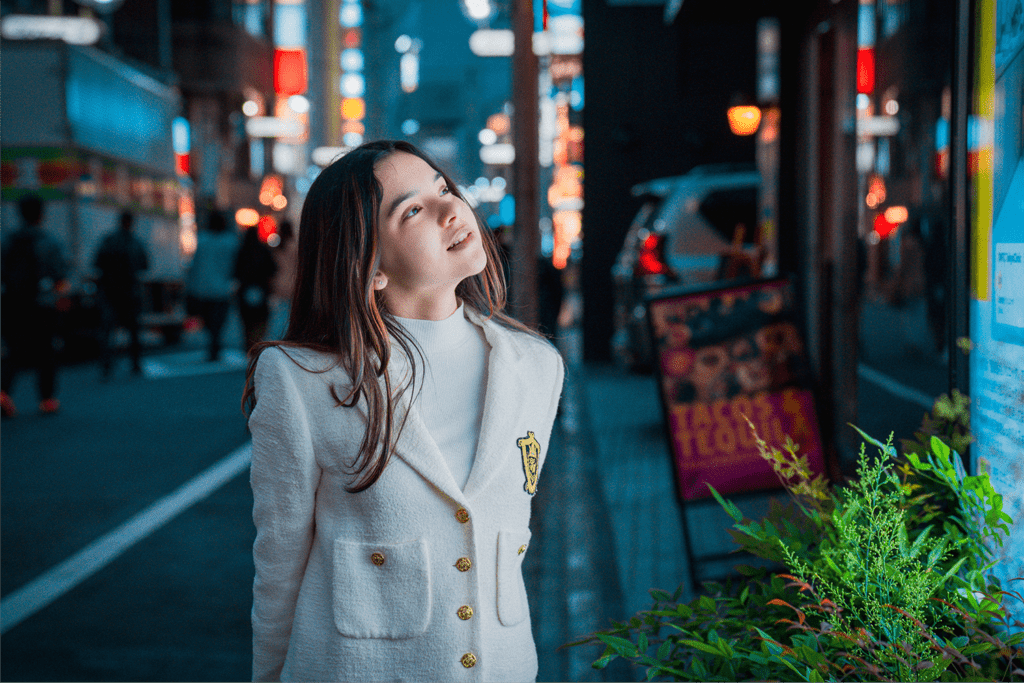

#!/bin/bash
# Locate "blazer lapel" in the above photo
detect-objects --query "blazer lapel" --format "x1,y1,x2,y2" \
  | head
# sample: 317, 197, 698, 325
387, 355, 467, 503
462, 313, 526, 499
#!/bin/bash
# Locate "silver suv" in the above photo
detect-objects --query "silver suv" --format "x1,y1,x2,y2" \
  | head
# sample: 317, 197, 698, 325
611, 163, 761, 371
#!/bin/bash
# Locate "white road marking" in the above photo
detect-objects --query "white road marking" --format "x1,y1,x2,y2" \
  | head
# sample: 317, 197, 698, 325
857, 363, 936, 410
0, 443, 252, 634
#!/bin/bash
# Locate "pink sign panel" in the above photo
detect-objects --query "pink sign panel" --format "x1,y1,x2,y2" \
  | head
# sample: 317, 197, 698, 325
649, 279, 826, 500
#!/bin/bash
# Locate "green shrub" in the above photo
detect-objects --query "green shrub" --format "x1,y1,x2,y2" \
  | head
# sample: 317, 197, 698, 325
569, 396, 1023, 681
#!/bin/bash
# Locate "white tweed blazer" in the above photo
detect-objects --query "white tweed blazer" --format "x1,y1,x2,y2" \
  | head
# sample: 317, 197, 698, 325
249, 311, 564, 682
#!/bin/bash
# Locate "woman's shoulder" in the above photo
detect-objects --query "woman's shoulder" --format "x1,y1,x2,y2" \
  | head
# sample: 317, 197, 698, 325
255, 345, 346, 389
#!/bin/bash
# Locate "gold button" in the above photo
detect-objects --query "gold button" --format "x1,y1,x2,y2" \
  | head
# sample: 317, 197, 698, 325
455, 557, 472, 572
518, 544, 527, 555
455, 508, 470, 523
461, 653, 477, 668
457, 605, 473, 620
371, 552, 385, 566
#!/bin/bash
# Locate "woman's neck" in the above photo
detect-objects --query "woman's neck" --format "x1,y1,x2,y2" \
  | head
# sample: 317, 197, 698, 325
383, 288, 459, 320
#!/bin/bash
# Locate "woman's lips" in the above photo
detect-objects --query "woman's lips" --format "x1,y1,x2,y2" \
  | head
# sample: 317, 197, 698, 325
448, 228, 473, 251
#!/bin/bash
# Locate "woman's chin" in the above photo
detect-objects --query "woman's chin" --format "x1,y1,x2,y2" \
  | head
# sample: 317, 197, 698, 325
465, 247, 489, 278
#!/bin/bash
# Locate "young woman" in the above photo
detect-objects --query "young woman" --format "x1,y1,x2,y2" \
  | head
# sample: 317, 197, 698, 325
243, 140, 564, 682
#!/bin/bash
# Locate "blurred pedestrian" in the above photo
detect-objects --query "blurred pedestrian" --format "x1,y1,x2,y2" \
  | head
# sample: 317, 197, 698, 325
884, 221, 929, 355
234, 226, 277, 353
241, 141, 564, 682
1, 194, 70, 416
94, 211, 149, 378
185, 210, 239, 362
268, 219, 297, 340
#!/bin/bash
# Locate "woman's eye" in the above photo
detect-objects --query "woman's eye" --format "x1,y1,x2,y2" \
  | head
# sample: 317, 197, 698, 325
440, 185, 450, 196
405, 206, 421, 219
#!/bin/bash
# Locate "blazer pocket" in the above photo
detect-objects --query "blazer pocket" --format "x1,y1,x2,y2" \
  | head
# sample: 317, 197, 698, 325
333, 537, 431, 639
496, 529, 532, 627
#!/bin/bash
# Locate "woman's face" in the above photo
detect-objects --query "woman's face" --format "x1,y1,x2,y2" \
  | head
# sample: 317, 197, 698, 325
374, 152, 487, 319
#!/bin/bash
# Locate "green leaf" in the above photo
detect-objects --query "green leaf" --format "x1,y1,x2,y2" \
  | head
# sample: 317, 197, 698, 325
961, 642, 995, 655
597, 634, 638, 658
906, 451, 931, 471
680, 638, 728, 657
849, 424, 897, 456
908, 525, 934, 556
657, 639, 671, 661
926, 538, 948, 567
638, 632, 649, 655
769, 652, 804, 677
645, 666, 658, 681
709, 483, 744, 523
939, 556, 967, 584
699, 595, 716, 611
650, 588, 672, 602
740, 585, 750, 605
806, 666, 826, 682
592, 654, 614, 670
930, 435, 951, 460
691, 657, 709, 679
917, 656, 954, 681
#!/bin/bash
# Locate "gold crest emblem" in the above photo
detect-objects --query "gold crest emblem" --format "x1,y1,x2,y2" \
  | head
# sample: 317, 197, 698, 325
517, 431, 541, 495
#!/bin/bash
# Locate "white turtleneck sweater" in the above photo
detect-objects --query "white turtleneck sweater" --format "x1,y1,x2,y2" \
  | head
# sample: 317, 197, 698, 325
394, 304, 490, 490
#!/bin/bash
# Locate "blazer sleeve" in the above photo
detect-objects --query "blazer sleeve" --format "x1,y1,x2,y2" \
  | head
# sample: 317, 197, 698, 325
249, 348, 322, 682
540, 348, 565, 474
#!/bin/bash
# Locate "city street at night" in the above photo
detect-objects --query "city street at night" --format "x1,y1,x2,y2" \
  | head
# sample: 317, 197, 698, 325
2, 0, 1023, 680
0, 340, 254, 680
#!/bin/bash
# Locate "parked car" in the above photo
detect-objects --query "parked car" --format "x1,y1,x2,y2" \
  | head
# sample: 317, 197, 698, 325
611, 163, 761, 371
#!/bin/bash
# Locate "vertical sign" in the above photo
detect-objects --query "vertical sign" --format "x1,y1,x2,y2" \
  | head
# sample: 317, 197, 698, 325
648, 278, 826, 500
969, 0, 1024, 629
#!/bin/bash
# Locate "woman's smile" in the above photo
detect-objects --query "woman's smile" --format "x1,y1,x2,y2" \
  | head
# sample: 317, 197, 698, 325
447, 227, 474, 251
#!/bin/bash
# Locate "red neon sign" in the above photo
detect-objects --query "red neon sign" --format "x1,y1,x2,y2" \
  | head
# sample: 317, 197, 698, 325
274, 48, 308, 96
857, 48, 875, 95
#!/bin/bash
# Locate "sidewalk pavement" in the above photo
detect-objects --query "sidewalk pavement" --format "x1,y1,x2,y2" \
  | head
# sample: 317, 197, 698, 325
528, 324, 766, 682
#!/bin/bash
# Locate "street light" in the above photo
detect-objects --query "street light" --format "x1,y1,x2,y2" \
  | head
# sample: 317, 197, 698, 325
727, 93, 762, 136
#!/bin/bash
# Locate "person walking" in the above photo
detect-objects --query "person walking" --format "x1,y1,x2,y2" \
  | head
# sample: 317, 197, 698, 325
268, 219, 298, 340
234, 226, 277, 353
1, 194, 70, 416
94, 211, 150, 378
242, 141, 564, 682
185, 209, 239, 362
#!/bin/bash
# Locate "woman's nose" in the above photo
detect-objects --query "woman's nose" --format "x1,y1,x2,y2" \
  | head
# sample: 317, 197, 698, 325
438, 196, 457, 225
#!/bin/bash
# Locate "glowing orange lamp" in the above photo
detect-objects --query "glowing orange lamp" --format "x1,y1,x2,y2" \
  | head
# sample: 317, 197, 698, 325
727, 95, 762, 136
883, 205, 909, 225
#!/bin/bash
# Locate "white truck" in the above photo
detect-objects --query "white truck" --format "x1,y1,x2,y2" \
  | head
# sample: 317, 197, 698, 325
1, 39, 191, 353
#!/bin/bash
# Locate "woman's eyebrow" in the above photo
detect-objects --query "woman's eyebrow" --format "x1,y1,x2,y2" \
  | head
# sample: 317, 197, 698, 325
384, 172, 443, 219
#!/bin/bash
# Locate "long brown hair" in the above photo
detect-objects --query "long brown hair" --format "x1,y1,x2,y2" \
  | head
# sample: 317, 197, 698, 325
242, 140, 535, 492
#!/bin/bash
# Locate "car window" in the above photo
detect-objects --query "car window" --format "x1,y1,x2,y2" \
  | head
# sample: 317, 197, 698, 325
698, 187, 759, 243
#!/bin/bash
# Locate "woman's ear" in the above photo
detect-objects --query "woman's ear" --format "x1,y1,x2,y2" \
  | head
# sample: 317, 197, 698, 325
373, 273, 388, 290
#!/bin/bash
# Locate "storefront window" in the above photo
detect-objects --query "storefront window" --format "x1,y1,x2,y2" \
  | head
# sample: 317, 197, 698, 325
854, 0, 955, 445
